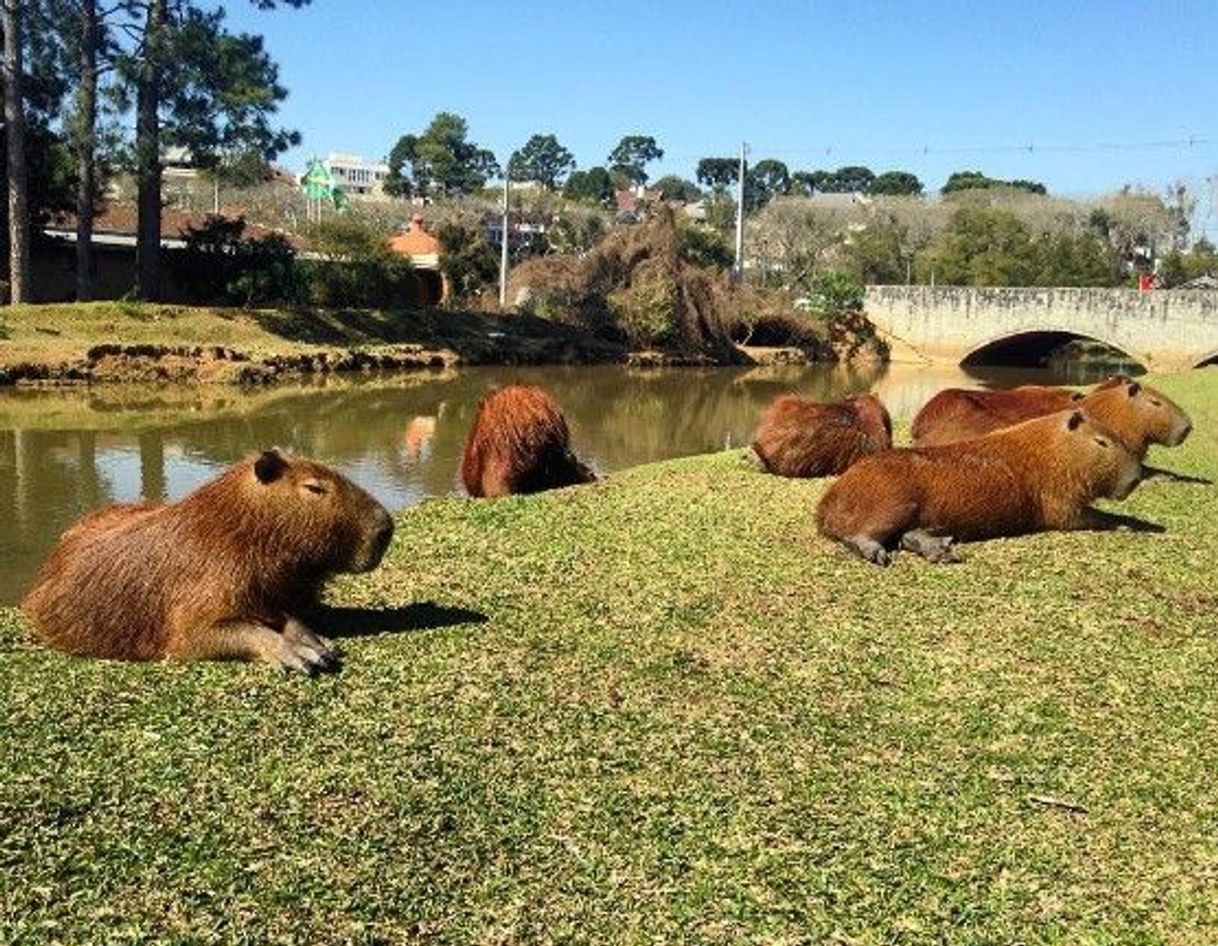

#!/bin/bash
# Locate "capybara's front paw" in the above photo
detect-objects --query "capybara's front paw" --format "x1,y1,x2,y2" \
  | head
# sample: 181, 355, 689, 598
283, 617, 336, 661
274, 622, 337, 675
846, 535, 893, 566
900, 529, 962, 564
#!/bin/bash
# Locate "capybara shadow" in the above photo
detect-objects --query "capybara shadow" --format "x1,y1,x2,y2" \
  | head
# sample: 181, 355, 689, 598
22, 449, 395, 674
461, 384, 596, 497
817, 409, 1147, 565
1141, 466, 1212, 485
752, 392, 892, 477
304, 602, 489, 640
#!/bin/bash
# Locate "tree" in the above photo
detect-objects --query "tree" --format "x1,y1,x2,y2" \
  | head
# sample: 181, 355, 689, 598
916, 207, 1037, 286
696, 157, 738, 189
116, 0, 307, 300
563, 166, 614, 207
653, 175, 701, 203
788, 170, 820, 197
818, 165, 875, 194
383, 133, 416, 198
607, 134, 662, 186
747, 158, 790, 210
508, 133, 574, 190
867, 170, 923, 196
942, 170, 1046, 195
3, 0, 30, 302
385, 112, 499, 200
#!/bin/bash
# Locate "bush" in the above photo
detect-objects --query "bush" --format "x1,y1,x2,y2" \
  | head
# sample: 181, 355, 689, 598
796, 271, 865, 318
303, 218, 419, 309
436, 223, 499, 303
174, 215, 304, 306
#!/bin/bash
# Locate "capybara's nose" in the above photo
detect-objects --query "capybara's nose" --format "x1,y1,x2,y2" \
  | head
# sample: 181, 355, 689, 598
1179, 421, 1193, 442
375, 514, 394, 550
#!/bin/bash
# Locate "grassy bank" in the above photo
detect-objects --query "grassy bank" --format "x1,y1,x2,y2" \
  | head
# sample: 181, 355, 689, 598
0, 302, 627, 383
1, 370, 1216, 943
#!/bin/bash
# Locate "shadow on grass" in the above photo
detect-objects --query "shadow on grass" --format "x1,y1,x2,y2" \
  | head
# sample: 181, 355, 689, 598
1143, 464, 1213, 485
306, 601, 489, 640
1089, 511, 1168, 533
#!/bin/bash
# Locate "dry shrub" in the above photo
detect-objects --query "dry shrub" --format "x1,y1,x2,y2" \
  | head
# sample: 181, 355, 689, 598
510, 207, 739, 361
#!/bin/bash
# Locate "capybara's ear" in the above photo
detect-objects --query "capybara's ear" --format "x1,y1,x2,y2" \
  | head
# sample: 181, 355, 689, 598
1127, 381, 1141, 397
254, 449, 288, 484
1070, 391, 1085, 401
1067, 410, 1084, 431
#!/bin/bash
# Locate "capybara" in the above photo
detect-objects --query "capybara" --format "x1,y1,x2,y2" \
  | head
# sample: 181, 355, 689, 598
911, 384, 1083, 446
1074, 376, 1192, 459
911, 377, 1191, 458
461, 385, 596, 497
22, 449, 394, 673
817, 409, 1144, 565
752, 393, 893, 477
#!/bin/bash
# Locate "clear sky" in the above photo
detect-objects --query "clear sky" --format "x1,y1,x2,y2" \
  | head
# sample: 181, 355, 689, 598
225, 0, 1217, 226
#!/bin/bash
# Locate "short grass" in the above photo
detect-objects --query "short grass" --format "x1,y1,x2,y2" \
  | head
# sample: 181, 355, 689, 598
0, 301, 614, 374
2, 371, 1216, 944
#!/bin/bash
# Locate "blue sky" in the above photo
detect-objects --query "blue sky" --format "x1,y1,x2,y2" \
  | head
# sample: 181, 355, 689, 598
226, 0, 1217, 221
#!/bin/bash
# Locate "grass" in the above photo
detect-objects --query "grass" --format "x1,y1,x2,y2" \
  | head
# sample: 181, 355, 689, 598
0, 302, 622, 379
2, 370, 1217, 944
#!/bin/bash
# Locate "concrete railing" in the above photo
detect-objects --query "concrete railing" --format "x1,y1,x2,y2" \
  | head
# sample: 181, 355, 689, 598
864, 286, 1218, 371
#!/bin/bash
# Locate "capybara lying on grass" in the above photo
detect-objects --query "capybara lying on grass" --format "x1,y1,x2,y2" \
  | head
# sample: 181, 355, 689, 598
911, 377, 1191, 458
752, 393, 892, 477
1077, 376, 1192, 459
461, 385, 596, 497
911, 384, 1083, 446
817, 410, 1144, 565
23, 449, 394, 673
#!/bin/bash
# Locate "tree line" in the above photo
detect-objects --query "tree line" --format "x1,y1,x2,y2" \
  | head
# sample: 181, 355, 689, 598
378, 112, 1056, 218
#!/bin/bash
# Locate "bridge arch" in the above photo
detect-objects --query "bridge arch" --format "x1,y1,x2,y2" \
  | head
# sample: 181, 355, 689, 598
960, 327, 1147, 371
1195, 350, 1218, 368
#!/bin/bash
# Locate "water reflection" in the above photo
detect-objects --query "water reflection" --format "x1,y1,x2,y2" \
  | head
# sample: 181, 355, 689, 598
0, 362, 1115, 605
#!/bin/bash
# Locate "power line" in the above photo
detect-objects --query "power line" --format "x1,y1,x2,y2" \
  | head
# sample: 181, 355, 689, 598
660, 134, 1216, 164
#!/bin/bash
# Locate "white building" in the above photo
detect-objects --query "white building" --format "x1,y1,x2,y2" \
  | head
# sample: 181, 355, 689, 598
323, 152, 390, 198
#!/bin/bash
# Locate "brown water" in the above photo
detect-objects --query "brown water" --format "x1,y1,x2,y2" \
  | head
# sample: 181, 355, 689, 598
0, 362, 1117, 605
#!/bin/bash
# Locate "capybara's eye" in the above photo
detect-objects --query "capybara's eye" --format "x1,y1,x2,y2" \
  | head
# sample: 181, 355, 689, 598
1094, 437, 1110, 448
303, 482, 328, 495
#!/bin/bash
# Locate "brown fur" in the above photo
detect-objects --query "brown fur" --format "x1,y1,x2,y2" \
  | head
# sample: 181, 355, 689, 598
22, 450, 394, 672
752, 393, 893, 477
910, 384, 1083, 446
817, 409, 1144, 564
1075, 377, 1192, 459
461, 385, 596, 497
911, 377, 1191, 458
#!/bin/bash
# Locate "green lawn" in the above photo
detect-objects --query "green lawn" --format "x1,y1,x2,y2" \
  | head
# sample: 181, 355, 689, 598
2, 371, 1216, 944
0, 301, 621, 381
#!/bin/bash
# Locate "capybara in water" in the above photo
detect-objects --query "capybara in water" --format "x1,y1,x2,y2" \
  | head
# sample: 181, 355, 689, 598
461, 385, 596, 497
911, 384, 1084, 446
22, 449, 394, 673
752, 393, 893, 477
817, 409, 1144, 565
911, 377, 1191, 458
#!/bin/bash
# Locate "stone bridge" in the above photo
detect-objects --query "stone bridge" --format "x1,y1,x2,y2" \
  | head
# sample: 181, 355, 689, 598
864, 286, 1218, 372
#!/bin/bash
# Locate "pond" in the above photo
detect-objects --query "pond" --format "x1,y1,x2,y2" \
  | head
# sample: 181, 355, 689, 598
0, 361, 1124, 605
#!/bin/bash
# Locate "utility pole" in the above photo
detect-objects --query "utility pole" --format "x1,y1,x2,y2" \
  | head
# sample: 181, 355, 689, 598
498, 168, 510, 310
733, 141, 748, 283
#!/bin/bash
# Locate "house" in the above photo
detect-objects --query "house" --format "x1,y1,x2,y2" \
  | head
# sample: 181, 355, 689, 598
322, 152, 390, 198
388, 214, 445, 303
